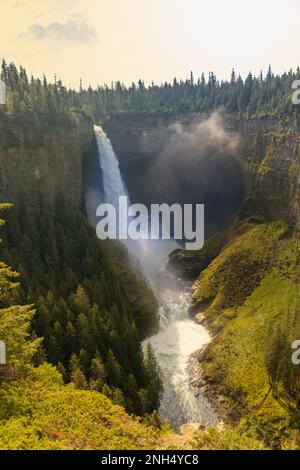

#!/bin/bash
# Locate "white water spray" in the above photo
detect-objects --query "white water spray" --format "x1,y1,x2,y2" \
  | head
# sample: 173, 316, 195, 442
94, 125, 128, 207
148, 283, 217, 427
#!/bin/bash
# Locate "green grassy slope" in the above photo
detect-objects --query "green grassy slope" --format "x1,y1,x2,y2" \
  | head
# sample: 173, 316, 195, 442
0, 364, 158, 450
191, 221, 300, 448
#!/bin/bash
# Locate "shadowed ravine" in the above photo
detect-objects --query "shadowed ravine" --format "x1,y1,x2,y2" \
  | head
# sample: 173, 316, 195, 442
85, 126, 217, 428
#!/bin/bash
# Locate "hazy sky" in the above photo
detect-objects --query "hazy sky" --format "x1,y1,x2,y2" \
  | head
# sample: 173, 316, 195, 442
1, 0, 299, 88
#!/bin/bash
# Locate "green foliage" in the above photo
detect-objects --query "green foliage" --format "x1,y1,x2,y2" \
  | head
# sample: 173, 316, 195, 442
106, 349, 122, 388
1, 61, 300, 136
0, 205, 164, 450
194, 221, 289, 320
0, 364, 158, 450
0, 61, 81, 150
265, 297, 300, 410
192, 413, 299, 450
0, 198, 159, 415
192, 424, 268, 450
143, 342, 163, 411
80, 66, 300, 121
0, 204, 40, 365
106, 241, 159, 336
193, 221, 300, 448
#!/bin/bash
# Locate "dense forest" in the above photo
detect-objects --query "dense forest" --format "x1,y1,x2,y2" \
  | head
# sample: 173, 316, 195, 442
1, 59, 300, 450
0, 204, 164, 449
0, 198, 162, 417
1, 60, 300, 137
0, 59, 166, 424
81, 67, 300, 121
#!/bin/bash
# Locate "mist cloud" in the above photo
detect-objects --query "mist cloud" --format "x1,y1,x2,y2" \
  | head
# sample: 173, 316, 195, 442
138, 113, 243, 235
165, 113, 239, 156
146, 113, 240, 196
19, 18, 98, 44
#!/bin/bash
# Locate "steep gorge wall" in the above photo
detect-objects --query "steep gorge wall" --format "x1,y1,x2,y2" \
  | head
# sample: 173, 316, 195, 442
2, 107, 297, 231
103, 113, 245, 237
240, 125, 300, 229
0, 113, 93, 208
103, 113, 300, 232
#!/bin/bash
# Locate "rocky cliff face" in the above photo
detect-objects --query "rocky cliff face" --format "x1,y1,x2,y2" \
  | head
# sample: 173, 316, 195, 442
0, 112, 93, 208
3, 107, 297, 235
240, 126, 300, 229
102, 113, 299, 246
103, 113, 245, 237
103, 113, 300, 232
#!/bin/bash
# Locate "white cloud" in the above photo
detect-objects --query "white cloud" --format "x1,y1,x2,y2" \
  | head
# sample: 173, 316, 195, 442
19, 18, 98, 44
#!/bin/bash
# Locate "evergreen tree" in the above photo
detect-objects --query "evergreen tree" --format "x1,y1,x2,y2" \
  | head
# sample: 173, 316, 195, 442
0, 199, 159, 415
144, 342, 163, 410
106, 349, 122, 388
0, 205, 40, 365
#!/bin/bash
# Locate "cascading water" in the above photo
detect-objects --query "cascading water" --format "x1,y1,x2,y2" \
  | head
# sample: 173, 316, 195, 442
148, 278, 217, 427
94, 125, 128, 206
93, 125, 217, 428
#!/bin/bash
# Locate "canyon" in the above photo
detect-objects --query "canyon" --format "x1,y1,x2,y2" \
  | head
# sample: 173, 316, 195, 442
1, 105, 299, 446
2, 110, 299, 236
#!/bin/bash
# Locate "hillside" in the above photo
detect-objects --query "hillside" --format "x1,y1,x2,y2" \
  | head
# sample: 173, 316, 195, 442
167, 125, 300, 448
0, 364, 158, 450
1, 60, 300, 450
0, 62, 162, 421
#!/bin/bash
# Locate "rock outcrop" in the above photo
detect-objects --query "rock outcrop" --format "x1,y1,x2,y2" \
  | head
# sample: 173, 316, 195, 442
104, 113, 300, 233
240, 127, 300, 229
0, 112, 93, 208
103, 113, 245, 237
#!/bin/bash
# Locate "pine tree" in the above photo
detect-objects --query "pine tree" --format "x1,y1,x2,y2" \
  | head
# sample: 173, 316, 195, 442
71, 366, 88, 390
0, 204, 40, 365
144, 342, 163, 410
0, 199, 160, 415
111, 387, 126, 407
231, 68, 236, 84
69, 352, 88, 389
125, 373, 138, 404
138, 388, 150, 415
57, 361, 67, 382
90, 355, 107, 382
106, 349, 122, 387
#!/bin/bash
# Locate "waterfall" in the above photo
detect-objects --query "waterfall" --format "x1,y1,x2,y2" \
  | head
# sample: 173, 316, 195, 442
94, 125, 129, 207
94, 124, 178, 283
94, 125, 217, 429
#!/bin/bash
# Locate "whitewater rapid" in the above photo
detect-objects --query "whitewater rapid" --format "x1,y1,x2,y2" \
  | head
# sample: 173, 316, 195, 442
93, 125, 217, 428
148, 280, 217, 428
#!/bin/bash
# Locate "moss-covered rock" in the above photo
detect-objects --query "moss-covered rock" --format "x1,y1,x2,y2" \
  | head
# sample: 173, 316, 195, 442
167, 228, 232, 279
193, 221, 289, 323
